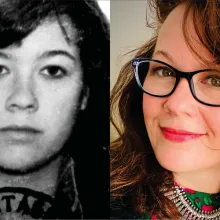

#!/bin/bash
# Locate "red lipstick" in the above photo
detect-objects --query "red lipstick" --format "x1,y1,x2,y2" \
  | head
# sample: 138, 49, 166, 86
161, 127, 204, 143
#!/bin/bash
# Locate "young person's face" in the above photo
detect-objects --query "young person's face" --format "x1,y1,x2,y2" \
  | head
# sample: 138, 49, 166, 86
143, 3, 220, 173
0, 18, 87, 172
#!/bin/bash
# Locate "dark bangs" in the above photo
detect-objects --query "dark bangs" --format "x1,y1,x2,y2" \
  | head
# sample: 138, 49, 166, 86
0, 0, 110, 86
0, 0, 109, 47
0, 0, 57, 48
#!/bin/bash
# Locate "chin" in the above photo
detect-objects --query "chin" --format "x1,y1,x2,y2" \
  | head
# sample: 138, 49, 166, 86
0, 149, 59, 174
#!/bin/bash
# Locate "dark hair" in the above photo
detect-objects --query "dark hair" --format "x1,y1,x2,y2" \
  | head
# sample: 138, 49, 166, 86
0, 0, 109, 218
110, 0, 220, 219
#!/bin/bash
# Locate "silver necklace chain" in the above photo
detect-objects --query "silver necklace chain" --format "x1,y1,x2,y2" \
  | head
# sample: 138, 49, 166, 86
164, 185, 220, 219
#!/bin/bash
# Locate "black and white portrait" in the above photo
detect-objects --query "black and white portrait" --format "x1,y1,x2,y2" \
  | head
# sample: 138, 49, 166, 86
0, 0, 109, 219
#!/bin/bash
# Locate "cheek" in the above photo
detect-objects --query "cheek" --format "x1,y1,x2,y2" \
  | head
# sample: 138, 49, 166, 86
142, 94, 164, 147
142, 94, 163, 130
199, 107, 220, 149
40, 82, 83, 132
202, 108, 220, 134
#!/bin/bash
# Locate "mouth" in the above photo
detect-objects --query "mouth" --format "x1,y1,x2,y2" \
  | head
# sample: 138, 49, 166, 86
0, 126, 42, 134
160, 127, 205, 143
0, 126, 42, 144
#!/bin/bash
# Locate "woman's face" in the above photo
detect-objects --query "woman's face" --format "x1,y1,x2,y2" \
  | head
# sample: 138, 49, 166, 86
143, 4, 220, 173
0, 18, 87, 172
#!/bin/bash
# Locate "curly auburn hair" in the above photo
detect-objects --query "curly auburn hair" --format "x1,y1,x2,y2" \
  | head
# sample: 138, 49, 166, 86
110, 0, 220, 219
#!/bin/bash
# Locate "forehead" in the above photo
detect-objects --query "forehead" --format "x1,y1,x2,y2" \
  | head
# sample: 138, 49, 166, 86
154, 3, 215, 69
3, 16, 78, 58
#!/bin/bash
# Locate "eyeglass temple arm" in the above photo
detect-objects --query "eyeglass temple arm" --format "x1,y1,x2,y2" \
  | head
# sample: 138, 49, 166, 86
132, 58, 146, 69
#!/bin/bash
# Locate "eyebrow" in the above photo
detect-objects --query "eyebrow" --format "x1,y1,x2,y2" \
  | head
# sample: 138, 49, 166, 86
37, 50, 76, 62
153, 50, 218, 69
153, 50, 175, 63
0, 50, 76, 63
0, 51, 12, 60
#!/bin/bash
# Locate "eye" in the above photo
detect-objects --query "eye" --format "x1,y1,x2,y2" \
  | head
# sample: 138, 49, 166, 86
205, 75, 220, 87
0, 65, 9, 76
151, 67, 175, 77
40, 65, 67, 78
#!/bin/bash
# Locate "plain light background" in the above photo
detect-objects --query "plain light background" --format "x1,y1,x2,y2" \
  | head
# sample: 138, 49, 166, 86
110, 1, 155, 139
111, 0, 155, 90
97, 0, 110, 21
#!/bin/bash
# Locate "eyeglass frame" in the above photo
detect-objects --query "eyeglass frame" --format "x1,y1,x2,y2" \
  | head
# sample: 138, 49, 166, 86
132, 58, 220, 107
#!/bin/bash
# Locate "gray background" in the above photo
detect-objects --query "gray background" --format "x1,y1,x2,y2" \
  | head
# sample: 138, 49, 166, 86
111, 0, 154, 90
110, 0, 155, 139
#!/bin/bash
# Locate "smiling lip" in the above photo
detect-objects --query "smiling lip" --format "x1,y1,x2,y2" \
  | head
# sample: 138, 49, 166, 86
161, 127, 204, 143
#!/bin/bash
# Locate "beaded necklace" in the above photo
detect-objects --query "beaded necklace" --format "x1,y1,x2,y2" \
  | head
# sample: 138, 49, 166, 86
164, 183, 220, 219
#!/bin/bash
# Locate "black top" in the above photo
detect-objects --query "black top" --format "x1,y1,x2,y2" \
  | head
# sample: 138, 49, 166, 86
110, 198, 145, 219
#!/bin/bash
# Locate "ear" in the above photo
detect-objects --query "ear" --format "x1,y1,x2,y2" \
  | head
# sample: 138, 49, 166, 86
80, 86, 89, 110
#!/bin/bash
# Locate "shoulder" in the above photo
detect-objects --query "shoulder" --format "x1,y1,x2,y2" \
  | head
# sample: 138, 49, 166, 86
110, 198, 150, 219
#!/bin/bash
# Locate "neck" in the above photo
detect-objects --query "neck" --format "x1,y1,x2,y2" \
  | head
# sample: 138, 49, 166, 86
0, 156, 61, 197
173, 167, 220, 194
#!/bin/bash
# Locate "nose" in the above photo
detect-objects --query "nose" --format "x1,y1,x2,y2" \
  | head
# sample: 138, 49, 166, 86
5, 75, 38, 113
163, 78, 198, 117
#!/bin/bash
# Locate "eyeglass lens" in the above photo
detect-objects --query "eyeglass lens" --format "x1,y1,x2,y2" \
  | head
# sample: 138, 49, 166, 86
136, 60, 220, 105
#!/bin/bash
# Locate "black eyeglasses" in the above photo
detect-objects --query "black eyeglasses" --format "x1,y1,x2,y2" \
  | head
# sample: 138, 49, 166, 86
132, 58, 220, 107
